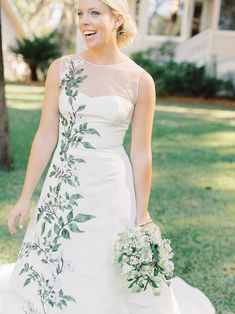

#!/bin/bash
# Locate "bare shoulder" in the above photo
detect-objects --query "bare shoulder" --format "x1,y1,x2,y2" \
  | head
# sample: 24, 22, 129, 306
45, 58, 61, 87
139, 69, 155, 89
47, 58, 61, 75
136, 69, 156, 107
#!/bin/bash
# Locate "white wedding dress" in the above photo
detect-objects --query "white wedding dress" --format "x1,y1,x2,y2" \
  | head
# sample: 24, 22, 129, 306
0, 54, 216, 314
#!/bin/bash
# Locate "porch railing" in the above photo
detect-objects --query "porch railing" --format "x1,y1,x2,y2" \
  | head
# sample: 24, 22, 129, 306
175, 28, 213, 66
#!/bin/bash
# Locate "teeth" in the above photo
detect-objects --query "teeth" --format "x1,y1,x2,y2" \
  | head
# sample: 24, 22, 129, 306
84, 31, 97, 36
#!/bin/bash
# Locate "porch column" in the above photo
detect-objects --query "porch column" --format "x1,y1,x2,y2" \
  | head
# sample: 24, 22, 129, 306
211, 0, 221, 30
181, 0, 194, 40
123, 0, 146, 54
138, 0, 148, 42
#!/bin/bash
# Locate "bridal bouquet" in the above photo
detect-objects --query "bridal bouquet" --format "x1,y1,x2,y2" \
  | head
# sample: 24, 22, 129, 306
113, 224, 174, 296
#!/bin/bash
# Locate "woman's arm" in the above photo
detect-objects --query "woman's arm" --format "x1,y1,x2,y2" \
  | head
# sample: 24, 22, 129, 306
130, 70, 156, 226
8, 58, 61, 234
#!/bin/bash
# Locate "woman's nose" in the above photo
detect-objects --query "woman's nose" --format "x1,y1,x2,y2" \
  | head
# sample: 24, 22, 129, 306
79, 14, 91, 25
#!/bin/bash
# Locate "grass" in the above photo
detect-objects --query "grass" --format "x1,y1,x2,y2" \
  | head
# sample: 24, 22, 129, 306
1, 83, 235, 313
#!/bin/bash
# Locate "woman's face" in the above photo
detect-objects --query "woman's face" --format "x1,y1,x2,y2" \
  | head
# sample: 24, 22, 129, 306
77, 0, 122, 49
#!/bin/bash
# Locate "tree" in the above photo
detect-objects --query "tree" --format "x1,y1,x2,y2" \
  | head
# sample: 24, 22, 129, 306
14, 0, 77, 54
0, 5, 12, 170
9, 31, 61, 81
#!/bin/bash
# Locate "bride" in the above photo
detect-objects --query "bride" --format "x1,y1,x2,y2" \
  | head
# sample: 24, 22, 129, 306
0, 0, 216, 313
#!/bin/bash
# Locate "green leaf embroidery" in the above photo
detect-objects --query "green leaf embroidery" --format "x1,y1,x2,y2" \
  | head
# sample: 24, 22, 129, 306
54, 223, 60, 235
74, 213, 96, 223
58, 217, 64, 227
41, 222, 46, 235
67, 211, 73, 222
69, 223, 83, 233
18, 58, 101, 313
62, 228, 70, 239
23, 278, 31, 287
63, 295, 76, 302
81, 141, 95, 149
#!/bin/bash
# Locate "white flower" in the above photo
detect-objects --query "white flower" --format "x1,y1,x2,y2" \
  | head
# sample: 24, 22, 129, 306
78, 115, 83, 119
64, 259, 75, 272
46, 248, 59, 262
71, 164, 81, 174
130, 256, 139, 265
50, 275, 61, 289
60, 197, 69, 208
22, 300, 41, 314
49, 291, 61, 304
62, 163, 72, 174
113, 224, 174, 296
38, 281, 51, 296
74, 59, 84, 67
122, 263, 133, 274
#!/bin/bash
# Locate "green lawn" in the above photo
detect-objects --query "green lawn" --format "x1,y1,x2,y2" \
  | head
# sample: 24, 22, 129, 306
1, 84, 235, 314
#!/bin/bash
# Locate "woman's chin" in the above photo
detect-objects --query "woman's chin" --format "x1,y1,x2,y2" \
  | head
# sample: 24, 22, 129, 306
85, 41, 102, 49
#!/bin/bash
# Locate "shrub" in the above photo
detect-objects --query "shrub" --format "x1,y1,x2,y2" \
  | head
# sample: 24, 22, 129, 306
9, 30, 61, 81
221, 72, 235, 99
130, 46, 228, 98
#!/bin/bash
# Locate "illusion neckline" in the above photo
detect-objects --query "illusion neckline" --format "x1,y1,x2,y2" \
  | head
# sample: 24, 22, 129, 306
77, 54, 132, 67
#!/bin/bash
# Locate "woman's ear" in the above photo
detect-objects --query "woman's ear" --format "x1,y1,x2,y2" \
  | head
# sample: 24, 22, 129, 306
114, 15, 124, 29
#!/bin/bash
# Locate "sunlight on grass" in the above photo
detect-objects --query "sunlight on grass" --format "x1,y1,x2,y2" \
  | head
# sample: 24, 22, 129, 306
195, 175, 235, 191
6, 83, 44, 94
157, 104, 235, 120
7, 103, 43, 110
197, 131, 235, 148
189, 163, 235, 191
5, 84, 44, 110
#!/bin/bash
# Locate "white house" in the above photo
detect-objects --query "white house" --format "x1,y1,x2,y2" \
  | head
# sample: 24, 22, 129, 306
76, 0, 235, 78
1, 0, 31, 81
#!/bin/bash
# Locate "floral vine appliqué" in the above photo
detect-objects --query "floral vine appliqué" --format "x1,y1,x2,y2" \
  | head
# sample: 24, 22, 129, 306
18, 58, 101, 313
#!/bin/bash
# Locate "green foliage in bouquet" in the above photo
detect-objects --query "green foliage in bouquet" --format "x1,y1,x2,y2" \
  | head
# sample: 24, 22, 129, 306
113, 225, 174, 296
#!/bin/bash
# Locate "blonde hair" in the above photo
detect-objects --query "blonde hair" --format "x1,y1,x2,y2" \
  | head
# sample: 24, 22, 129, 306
100, 0, 137, 47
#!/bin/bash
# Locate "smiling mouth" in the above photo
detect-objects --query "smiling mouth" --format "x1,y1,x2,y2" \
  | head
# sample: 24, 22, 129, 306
84, 31, 97, 38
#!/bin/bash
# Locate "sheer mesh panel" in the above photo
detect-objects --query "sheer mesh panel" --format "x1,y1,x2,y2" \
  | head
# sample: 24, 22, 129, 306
59, 53, 144, 106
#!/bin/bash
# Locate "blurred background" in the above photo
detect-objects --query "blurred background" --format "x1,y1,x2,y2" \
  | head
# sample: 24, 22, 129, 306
1, 0, 235, 88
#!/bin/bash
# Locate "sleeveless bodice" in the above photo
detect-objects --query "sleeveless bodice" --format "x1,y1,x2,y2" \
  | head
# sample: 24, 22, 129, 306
58, 54, 144, 152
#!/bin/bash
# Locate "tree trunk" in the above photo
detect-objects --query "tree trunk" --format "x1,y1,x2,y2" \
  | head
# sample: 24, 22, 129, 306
29, 64, 38, 81
0, 5, 12, 170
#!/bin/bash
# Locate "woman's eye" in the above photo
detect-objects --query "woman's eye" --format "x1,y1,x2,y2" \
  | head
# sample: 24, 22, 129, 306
77, 11, 99, 17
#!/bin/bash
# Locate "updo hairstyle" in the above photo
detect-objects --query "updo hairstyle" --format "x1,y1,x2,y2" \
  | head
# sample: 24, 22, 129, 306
101, 0, 138, 47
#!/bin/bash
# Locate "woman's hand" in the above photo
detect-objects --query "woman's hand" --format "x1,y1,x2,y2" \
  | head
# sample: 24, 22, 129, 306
8, 198, 31, 234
